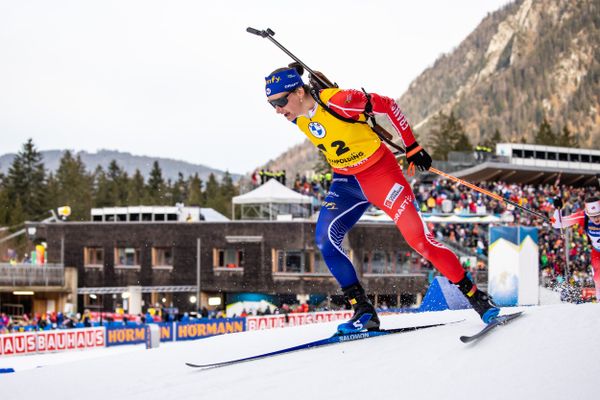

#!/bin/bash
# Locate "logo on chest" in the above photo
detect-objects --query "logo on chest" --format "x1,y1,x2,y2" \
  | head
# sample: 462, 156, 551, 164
308, 122, 326, 139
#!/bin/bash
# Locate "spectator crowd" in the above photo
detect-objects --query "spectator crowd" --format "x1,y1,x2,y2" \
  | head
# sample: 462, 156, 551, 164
413, 179, 598, 299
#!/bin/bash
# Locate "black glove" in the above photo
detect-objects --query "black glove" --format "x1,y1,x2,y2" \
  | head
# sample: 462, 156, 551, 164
406, 142, 432, 172
553, 197, 563, 209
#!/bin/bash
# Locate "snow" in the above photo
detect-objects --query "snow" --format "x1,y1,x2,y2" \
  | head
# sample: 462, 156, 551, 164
1, 303, 598, 400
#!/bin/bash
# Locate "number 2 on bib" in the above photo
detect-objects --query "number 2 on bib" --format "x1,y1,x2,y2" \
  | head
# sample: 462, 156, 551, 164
317, 141, 350, 156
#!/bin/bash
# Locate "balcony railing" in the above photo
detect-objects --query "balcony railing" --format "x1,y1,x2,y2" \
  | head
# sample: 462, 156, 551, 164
0, 264, 65, 287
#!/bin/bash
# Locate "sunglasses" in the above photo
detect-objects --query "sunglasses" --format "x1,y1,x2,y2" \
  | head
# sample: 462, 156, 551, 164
268, 90, 295, 108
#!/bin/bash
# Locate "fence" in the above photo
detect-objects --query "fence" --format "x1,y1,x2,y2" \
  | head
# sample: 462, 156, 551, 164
0, 264, 65, 286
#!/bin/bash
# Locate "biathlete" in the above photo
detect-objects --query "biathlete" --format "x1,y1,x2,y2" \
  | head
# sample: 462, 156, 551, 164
263, 66, 500, 334
552, 196, 600, 300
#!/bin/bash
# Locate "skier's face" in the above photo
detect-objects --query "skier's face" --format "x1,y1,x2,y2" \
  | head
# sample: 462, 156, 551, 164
268, 89, 302, 122
590, 214, 600, 224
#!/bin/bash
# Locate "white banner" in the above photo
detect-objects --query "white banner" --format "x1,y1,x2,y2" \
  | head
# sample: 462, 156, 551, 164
0, 327, 105, 356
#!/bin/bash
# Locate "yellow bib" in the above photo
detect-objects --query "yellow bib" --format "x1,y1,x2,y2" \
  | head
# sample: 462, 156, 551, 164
296, 88, 381, 169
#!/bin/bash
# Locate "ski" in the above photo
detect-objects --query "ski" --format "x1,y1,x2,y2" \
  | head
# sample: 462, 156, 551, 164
186, 320, 461, 369
460, 311, 523, 344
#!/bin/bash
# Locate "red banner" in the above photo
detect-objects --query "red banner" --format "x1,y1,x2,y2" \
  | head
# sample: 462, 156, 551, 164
246, 311, 354, 331
0, 327, 105, 356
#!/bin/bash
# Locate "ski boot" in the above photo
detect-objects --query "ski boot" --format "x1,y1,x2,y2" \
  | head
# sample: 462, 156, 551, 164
337, 283, 380, 334
456, 273, 500, 324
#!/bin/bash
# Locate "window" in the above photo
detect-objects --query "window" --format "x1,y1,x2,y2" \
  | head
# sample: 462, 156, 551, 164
512, 149, 523, 158
84, 247, 104, 267
558, 153, 568, 161
312, 251, 330, 274
115, 247, 141, 267
394, 251, 412, 274
371, 250, 390, 274
581, 154, 590, 163
547, 152, 557, 160
362, 250, 391, 274
362, 250, 413, 274
152, 247, 173, 267
167, 214, 178, 221
568, 153, 580, 162
524, 150, 534, 159
274, 250, 305, 273
213, 248, 244, 269
155, 214, 165, 221
534, 151, 546, 160
592, 155, 600, 164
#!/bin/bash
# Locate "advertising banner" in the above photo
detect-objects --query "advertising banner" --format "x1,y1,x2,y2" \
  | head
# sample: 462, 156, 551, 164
106, 323, 173, 346
175, 318, 245, 341
488, 226, 539, 306
0, 327, 105, 356
246, 310, 354, 331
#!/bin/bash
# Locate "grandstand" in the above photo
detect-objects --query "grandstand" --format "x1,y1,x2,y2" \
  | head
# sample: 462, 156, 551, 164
451, 143, 600, 186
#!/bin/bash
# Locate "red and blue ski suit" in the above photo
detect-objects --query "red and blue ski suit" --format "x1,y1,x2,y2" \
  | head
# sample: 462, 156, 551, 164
552, 209, 600, 299
294, 88, 465, 289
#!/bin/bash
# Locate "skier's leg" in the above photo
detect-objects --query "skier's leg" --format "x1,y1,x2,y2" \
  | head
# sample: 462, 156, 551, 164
591, 250, 600, 301
356, 150, 499, 322
315, 174, 379, 333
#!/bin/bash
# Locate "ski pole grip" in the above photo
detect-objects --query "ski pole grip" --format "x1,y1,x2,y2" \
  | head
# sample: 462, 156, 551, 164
246, 27, 262, 36
246, 27, 273, 38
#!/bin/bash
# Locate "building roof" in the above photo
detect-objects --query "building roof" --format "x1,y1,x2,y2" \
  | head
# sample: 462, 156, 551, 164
449, 162, 599, 187
232, 178, 312, 205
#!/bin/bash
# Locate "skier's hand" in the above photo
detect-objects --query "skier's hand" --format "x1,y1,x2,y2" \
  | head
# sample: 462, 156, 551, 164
553, 197, 563, 209
406, 142, 432, 173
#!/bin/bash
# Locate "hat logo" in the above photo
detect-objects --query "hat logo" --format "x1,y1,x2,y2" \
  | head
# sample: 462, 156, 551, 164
308, 122, 326, 139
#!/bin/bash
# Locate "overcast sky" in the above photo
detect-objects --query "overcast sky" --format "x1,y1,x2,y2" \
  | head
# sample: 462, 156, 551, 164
0, 0, 513, 175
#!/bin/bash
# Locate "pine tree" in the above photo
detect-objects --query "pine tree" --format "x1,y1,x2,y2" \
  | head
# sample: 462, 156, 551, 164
147, 161, 167, 205
170, 172, 187, 204
45, 172, 61, 218
9, 198, 25, 231
93, 166, 113, 207
557, 125, 578, 147
483, 129, 503, 149
204, 173, 221, 211
5, 139, 47, 222
127, 169, 146, 205
219, 171, 238, 217
6, 197, 27, 255
429, 112, 454, 161
0, 186, 9, 226
54, 151, 94, 221
453, 132, 473, 152
107, 160, 129, 206
534, 116, 557, 145
186, 174, 204, 207
429, 112, 468, 160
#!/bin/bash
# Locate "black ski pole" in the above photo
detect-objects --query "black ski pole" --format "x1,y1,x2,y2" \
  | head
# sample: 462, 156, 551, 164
246, 27, 332, 90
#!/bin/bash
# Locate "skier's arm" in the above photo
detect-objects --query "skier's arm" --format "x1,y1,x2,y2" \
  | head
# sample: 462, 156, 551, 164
327, 89, 417, 147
